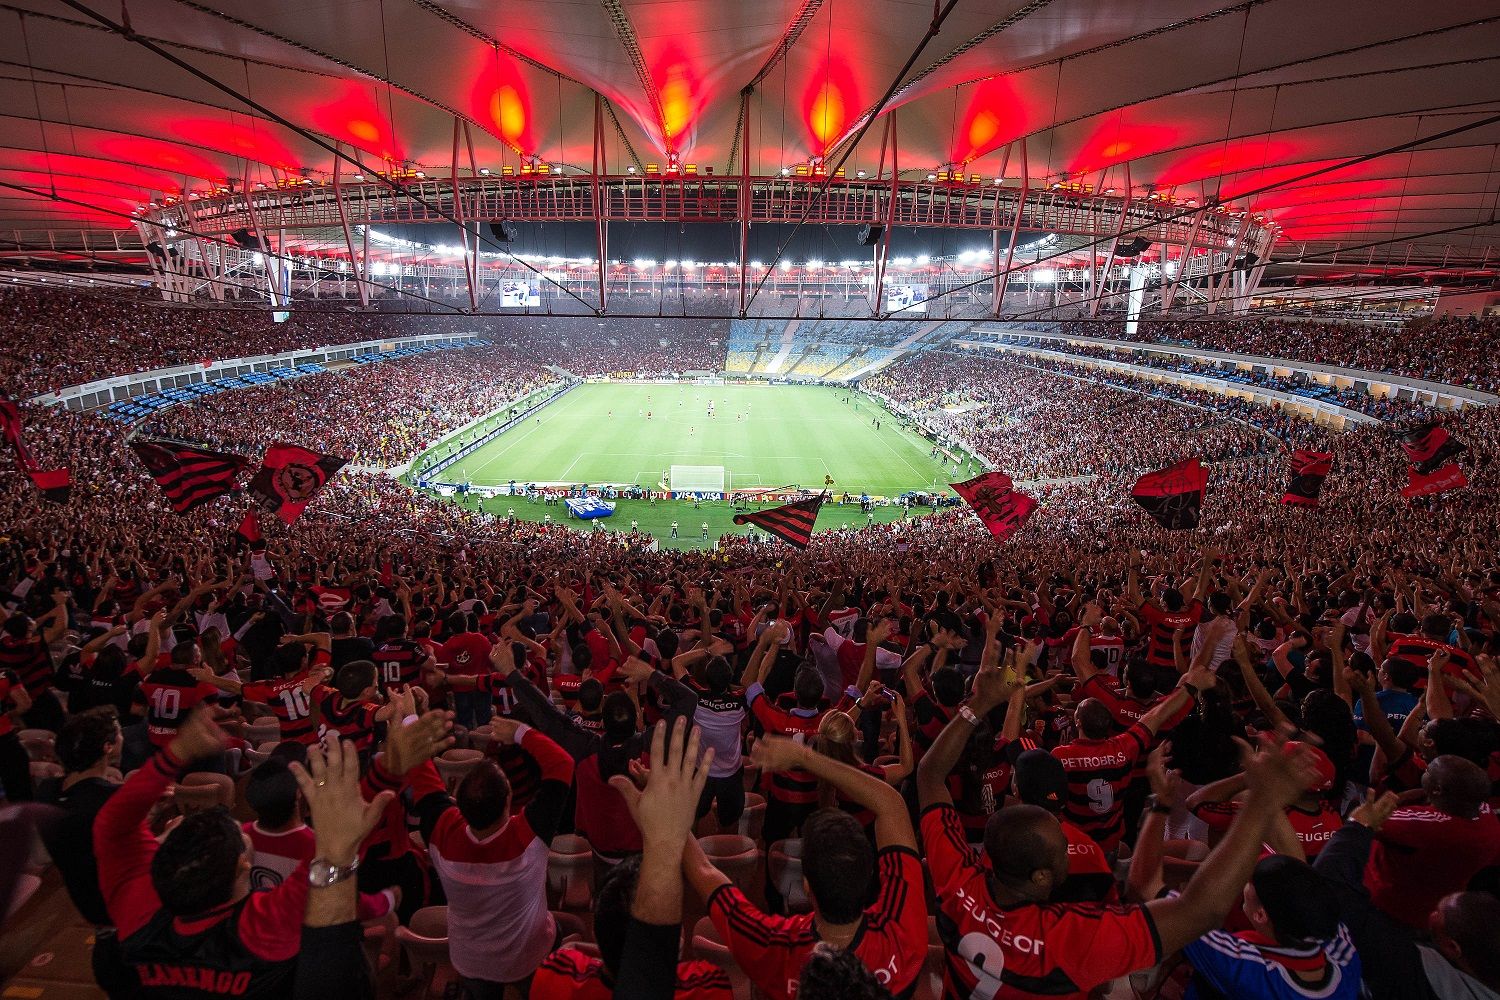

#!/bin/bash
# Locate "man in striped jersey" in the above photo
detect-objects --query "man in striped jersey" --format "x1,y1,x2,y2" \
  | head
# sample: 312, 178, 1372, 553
1051, 664, 1208, 852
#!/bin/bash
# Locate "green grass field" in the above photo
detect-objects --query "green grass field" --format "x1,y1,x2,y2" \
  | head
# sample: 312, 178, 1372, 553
444, 382, 961, 496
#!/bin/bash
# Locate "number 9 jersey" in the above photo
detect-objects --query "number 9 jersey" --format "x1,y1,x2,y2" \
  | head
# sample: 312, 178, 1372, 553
920, 803, 1161, 999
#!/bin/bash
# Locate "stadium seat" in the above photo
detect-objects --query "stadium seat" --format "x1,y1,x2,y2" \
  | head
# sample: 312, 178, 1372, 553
690, 916, 753, 1000
394, 906, 451, 1000
435, 748, 484, 791
547, 833, 594, 911
737, 792, 766, 841
245, 719, 281, 745
551, 909, 589, 945
181, 771, 236, 809
19, 731, 55, 762
172, 783, 226, 814
242, 742, 280, 768
768, 838, 811, 913
698, 835, 759, 891
28, 761, 62, 783
1, 873, 42, 926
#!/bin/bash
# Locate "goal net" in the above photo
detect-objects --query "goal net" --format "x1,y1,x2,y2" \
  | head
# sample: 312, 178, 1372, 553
669, 464, 727, 493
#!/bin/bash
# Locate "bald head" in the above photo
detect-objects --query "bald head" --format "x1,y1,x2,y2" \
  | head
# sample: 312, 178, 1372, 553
1423, 755, 1490, 819
983, 805, 1068, 901
1433, 892, 1500, 988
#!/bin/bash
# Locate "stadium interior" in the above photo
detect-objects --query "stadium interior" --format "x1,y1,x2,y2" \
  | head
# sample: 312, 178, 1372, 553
1, 2, 1500, 1000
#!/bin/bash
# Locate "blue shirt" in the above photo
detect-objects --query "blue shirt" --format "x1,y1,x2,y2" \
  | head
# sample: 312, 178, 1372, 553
1184, 926, 1362, 1000
1353, 688, 1418, 733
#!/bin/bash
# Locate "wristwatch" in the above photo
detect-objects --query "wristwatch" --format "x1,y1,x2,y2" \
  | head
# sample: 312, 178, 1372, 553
957, 704, 981, 727
308, 857, 360, 888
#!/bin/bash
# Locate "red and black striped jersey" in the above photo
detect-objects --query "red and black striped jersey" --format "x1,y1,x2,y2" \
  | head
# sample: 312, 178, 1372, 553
1136, 600, 1202, 669
747, 682, 831, 805
1051, 723, 1153, 852
138, 668, 221, 747
242, 653, 331, 745
315, 691, 382, 751
372, 639, 429, 692
0, 633, 52, 697
922, 804, 1161, 999
532, 947, 730, 1000
0, 670, 19, 737
911, 690, 957, 758
947, 737, 1034, 840
1385, 634, 1477, 677
708, 847, 929, 1000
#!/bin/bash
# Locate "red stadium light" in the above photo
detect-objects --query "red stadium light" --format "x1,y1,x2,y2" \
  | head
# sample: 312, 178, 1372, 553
803, 57, 859, 155
309, 84, 405, 163
951, 77, 1026, 165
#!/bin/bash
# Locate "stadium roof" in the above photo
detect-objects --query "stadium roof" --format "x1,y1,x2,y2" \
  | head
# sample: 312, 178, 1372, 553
1, 0, 1498, 265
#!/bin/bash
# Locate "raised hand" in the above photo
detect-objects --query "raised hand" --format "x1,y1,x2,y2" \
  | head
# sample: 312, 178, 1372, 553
291, 735, 396, 864
609, 716, 713, 849
750, 733, 808, 773
1349, 790, 1400, 831
167, 706, 230, 763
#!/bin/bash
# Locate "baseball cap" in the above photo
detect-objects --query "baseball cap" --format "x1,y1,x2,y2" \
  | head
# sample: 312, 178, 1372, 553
1284, 741, 1336, 792
1013, 749, 1068, 812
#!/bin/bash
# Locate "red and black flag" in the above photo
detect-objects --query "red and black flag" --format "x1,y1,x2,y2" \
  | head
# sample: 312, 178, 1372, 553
732, 492, 824, 548
1131, 456, 1208, 530
1281, 450, 1334, 508
248, 443, 347, 524
235, 509, 262, 545
950, 471, 1038, 542
1399, 421, 1465, 476
129, 438, 247, 514
0, 398, 70, 503
1401, 462, 1468, 499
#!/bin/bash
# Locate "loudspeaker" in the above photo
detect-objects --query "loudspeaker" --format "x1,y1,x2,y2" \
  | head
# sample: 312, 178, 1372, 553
855, 223, 883, 246
489, 221, 518, 243
1114, 236, 1151, 258
230, 228, 261, 251
145, 241, 166, 260
1240, 251, 1260, 268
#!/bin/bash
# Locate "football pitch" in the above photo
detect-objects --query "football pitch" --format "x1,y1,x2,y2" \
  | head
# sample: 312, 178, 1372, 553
446, 382, 960, 496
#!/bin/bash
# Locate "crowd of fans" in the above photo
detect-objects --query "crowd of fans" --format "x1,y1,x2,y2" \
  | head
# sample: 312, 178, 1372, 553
1, 294, 1499, 1000
1060, 314, 1500, 392
0, 290, 724, 399
865, 350, 1316, 478
141, 349, 555, 469
992, 336, 1436, 422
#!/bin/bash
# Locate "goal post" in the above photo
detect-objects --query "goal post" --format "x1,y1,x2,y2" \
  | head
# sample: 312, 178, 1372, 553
669, 464, 726, 494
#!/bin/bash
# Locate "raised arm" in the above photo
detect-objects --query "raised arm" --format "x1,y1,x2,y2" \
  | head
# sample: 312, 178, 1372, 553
917, 662, 1014, 809
1145, 742, 1320, 954
754, 734, 916, 849
1231, 635, 1291, 731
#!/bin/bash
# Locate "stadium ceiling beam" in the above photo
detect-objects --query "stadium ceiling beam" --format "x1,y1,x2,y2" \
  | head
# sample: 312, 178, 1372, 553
870, 115, 899, 317
993, 139, 1028, 317
599, 0, 673, 157
593, 94, 609, 313
736, 91, 750, 318
1208, 212, 1253, 315
331, 144, 370, 308
823, 0, 1061, 161
724, 0, 826, 175
1090, 162, 1132, 318
57, 0, 602, 314
451, 119, 477, 313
